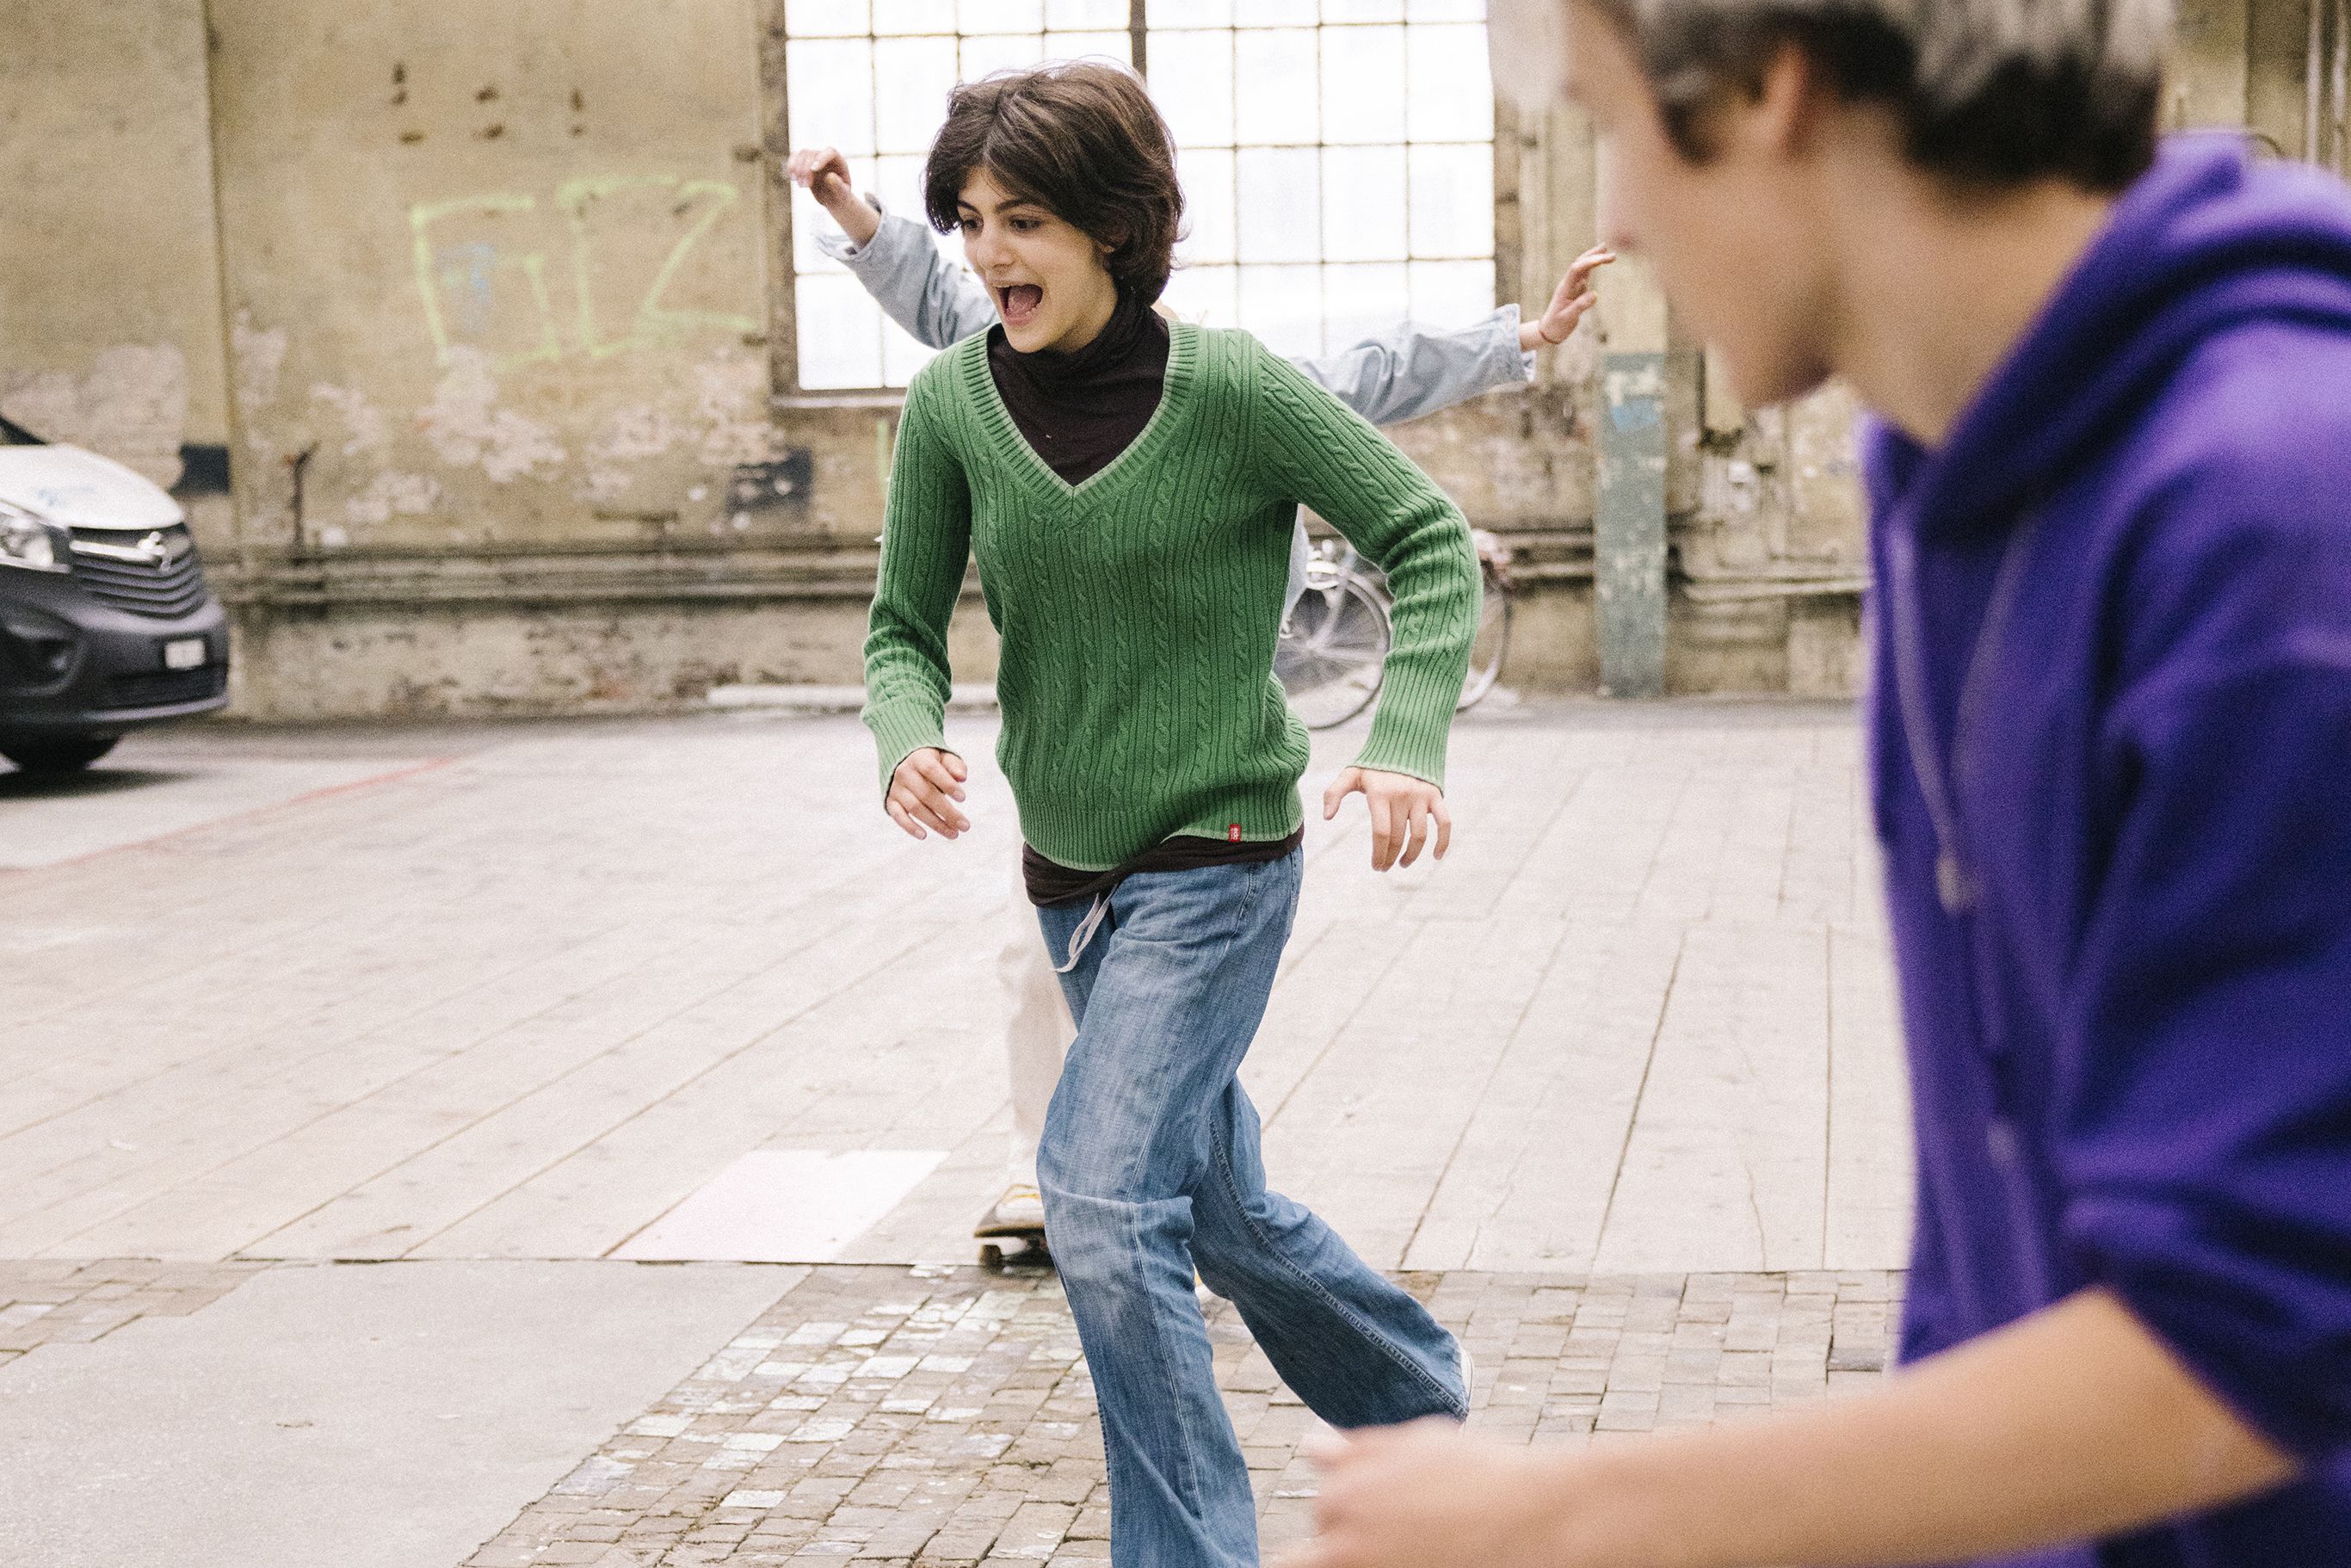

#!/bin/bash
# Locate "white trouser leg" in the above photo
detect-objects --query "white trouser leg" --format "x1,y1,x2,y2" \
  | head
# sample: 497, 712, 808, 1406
1001, 861, 1077, 1189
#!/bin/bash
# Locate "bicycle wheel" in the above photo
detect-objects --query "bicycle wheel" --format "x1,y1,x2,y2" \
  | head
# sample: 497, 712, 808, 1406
1457, 563, 1513, 711
1276, 571, 1389, 730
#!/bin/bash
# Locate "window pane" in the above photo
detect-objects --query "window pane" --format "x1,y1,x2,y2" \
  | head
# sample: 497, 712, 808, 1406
1324, 261, 1410, 353
788, 39, 876, 157
1409, 257, 1492, 324
1178, 147, 1237, 264
798, 274, 886, 389
883, 324, 945, 385
1233, 28, 1317, 145
1408, 141, 1490, 258
794, 1, 873, 36
1161, 263, 1237, 330
960, 32, 1046, 76
1236, 263, 1323, 356
1042, 29, 1131, 62
1152, 29, 1233, 148
1237, 0, 1318, 24
871, 154, 935, 227
960, 0, 1045, 32
1405, 23, 1492, 141
1321, 145, 1407, 261
874, 35, 960, 155
873, 0, 956, 34
1236, 146, 1318, 262
1322, 0, 1405, 23
1404, 0, 1485, 19
1047, 0, 1128, 24
1319, 24, 1404, 144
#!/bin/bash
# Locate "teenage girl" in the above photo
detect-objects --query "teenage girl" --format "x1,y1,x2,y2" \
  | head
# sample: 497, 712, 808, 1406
861, 62, 1481, 1568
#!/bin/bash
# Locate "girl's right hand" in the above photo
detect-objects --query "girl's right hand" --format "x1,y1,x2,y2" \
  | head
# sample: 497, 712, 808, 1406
887, 747, 971, 841
787, 147, 882, 248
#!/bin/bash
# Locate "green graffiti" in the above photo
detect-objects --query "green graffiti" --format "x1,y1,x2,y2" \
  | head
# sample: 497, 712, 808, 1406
407, 194, 562, 370
557, 176, 762, 361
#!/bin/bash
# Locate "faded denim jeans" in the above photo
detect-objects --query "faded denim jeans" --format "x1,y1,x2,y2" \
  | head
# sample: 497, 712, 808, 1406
1036, 849, 1466, 1568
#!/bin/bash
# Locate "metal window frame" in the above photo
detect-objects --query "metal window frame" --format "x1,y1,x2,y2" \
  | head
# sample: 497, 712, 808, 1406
765, 1, 1497, 402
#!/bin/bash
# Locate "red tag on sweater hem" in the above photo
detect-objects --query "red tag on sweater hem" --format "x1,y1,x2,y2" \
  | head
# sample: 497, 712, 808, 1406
1227, 824, 1242, 843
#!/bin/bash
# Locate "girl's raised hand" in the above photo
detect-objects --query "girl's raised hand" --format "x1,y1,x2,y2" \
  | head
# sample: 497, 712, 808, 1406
886, 746, 971, 841
1322, 767, 1451, 872
787, 146, 880, 247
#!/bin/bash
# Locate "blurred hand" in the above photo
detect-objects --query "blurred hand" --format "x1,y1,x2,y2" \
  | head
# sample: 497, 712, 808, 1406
1285, 1420, 1580, 1568
886, 746, 969, 840
1520, 244, 1617, 349
787, 146, 881, 247
1321, 767, 1450, 871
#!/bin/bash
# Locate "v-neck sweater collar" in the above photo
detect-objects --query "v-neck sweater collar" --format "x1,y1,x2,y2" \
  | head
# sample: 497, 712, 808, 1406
953, 316, 1200, 503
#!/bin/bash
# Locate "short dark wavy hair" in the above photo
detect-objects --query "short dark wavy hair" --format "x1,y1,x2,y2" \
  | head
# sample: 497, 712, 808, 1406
1577, 0, 2166, 193
922, 60, 1184, 304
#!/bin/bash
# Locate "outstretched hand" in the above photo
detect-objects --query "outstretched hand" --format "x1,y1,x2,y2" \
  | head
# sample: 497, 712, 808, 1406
787, 145, 881, 248
1521, 244, 1618, 349
886, 746, 969, 841
1282, 1420, 1577, 1568
1322, 767, 1450, 871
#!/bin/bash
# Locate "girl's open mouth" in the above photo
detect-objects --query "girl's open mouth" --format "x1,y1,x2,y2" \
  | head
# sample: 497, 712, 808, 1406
998, 284, 1044, 328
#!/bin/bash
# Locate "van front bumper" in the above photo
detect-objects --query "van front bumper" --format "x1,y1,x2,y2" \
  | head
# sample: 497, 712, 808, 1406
0, 567, 230, 735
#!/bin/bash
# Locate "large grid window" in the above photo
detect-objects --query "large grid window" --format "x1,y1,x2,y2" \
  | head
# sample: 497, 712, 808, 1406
786, 1, 1493, 390
1150, 3, 1493, 361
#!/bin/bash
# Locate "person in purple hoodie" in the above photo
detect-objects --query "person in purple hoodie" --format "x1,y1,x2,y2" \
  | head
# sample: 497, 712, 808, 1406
1285, 2, 2351, 1567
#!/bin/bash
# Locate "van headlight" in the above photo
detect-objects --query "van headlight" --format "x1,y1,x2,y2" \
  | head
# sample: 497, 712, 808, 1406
0, 502, 68, 572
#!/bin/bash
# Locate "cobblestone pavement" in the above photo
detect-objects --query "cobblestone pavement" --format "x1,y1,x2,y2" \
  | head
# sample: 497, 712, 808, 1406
467, 1264, 1904, 1568
0, 1256, 267, 1364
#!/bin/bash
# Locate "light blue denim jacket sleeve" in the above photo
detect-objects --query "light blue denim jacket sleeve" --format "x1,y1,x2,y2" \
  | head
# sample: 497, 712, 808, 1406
816, 200, 1536, 423
816, 199, 1001, 349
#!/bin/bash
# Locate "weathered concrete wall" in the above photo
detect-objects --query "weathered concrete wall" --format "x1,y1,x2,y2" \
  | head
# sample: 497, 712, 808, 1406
207, 0, 772, 552
17, 8, 2309, 717
194, 0, 811, 713
0, 1, 231, 489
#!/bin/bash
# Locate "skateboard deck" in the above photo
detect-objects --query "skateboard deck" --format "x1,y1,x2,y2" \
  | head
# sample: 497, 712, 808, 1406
976, 1225, 1052, 1270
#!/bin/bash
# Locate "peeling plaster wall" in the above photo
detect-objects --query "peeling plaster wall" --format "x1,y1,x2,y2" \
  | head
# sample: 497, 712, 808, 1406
13, 9, 2281, 717
206, 0, 771, 557
236, 596, 999, 721
0, 1, 230, 489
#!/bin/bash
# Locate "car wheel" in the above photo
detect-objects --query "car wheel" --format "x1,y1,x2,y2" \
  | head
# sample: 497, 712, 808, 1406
0, 733, 120, 773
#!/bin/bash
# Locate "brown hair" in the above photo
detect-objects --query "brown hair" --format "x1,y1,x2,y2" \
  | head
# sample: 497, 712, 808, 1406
1570, 0, 2163, 194
923, 60, 1185, 304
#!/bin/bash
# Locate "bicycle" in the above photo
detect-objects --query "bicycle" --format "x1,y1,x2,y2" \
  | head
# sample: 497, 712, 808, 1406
1274, 529, 1515, 730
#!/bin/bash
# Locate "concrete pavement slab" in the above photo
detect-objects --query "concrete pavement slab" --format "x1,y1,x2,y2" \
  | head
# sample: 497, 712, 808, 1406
0, 752, 444, 868
0, 701, 1911, 1275
0, 1258, 801, 1568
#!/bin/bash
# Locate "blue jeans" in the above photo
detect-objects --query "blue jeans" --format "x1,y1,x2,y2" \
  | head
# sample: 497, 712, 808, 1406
1036, 849, 1466, 1568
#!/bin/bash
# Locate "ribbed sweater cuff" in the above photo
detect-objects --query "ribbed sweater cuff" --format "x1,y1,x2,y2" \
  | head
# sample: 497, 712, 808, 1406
863, 696, 950, 800
1348, 738, 1447, 792
1349, 670, 1457, 790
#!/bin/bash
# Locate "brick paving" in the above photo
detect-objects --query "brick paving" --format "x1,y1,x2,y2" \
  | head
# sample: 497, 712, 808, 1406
465, 1263, 1904, 1568
0, 1256, 268, 1363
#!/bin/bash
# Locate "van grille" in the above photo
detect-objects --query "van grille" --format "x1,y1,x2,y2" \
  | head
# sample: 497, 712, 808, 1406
68, 524, 211, 618
104, 666, 227, 709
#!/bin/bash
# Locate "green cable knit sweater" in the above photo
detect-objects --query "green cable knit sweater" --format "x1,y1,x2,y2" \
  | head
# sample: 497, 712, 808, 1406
862, 320, 1478, 873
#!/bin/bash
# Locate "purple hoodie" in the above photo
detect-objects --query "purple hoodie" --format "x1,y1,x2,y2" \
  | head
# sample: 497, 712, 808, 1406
1867, 137, 2351, 1565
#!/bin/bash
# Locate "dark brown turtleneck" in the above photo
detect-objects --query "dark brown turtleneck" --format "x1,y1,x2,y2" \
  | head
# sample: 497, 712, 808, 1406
985, 289, 1169, 485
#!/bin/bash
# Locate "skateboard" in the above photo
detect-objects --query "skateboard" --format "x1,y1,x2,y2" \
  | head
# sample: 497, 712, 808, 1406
975, 1218, 1052, 1271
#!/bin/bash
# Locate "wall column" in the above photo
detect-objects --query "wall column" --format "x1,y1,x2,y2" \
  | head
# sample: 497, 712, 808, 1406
1592, 258, 1669, 698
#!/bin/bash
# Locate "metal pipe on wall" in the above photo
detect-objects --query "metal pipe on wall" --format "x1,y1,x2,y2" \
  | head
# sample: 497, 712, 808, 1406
2334, 0, 2348, 168
2311, 0, 2324, 161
